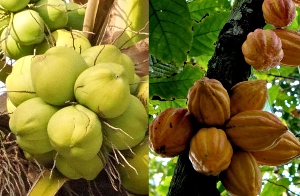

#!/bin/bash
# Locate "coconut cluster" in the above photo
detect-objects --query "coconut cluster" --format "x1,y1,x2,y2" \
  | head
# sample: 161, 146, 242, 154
6, 43, 148, 183
0, 0, 88, 60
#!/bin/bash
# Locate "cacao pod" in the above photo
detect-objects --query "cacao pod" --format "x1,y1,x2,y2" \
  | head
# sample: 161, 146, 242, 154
149, 108, 196, 157
241, 29, 283, 71
292, 0, 300, 4
272, 29, 300, 66
225, 110, 288, 152
251, 131, 300, 166
262, 0, 296, 28
187, 77, 230, 126
230, 80, 268, 117
221, 150, 262, 196
189, 127, 233, 176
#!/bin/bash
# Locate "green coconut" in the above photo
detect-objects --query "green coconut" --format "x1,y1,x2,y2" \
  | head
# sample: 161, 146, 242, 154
5, 55, 37, 106
34, 0, 68, 31
118, 139, 149, 195
6, 97, 16, 118
0, 0, 30, 12
36, 29, 91, 54
24, 150, 56, 167
31, 46, 88, 106
47, 104, 103, 161
80, 45, 135, 84
130, 73, 141, 94
74, 63, 131, 119
0, 13, 9, 36
55, 154, 104, 180
66, 2, 85, 31
9, 97, 59, 154
1, 28, 35, 60
102, 95, 147, 150
10, 9, 45, 45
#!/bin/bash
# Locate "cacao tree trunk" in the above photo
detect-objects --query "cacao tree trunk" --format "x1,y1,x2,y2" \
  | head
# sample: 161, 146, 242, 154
167, 0, 266, 195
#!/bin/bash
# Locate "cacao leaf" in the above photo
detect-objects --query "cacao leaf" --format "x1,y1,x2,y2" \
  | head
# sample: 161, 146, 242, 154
149, 55, 181, 78
150, 99, 187, 114
149, 0, 193, 64
260, 178, 291, 196
188, 0, 230, 21
268, 84, 280, 105
189, 11, 230, 56
149, 64, 204, 100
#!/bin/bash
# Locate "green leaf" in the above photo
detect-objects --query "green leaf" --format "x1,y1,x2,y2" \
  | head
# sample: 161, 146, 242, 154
150, 99, 187, 114
27, 169, 67, 196
268, 84, 280, 105
289, 163, 296, 176
188, 0, 231, 21
286, 7, 300, 31
278, 66, 297, 77
261, 178, 291, 196
150, 55, 182, 78
149, 64, 205, 100
150, 0, 193, 64
217, 181, 226, 193
192, 55, 212, 71
189, 11, 230, 56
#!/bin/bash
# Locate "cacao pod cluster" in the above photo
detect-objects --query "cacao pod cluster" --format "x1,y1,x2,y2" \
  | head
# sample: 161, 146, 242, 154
149, 76, 300, 196
0, 0, 89, 60
242, 0, 300, 70
6, 43, 149, 190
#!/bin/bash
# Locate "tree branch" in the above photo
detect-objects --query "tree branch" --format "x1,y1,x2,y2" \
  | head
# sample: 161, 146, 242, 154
207, 0, 266, 91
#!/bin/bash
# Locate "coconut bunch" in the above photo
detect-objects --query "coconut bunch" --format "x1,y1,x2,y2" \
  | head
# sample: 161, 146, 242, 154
6, 43, 149, 194
0, 0, 87, 60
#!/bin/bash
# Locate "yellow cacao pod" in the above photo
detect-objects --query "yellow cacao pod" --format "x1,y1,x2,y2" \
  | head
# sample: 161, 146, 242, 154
187, 77, 230, 127
230, 80, 268, 117
262, 0, 296, 28
189, 127, 233, 176
241, 29, 283, 71
251, 131, 300, 166
225, 110, 288, 152
149, 108, 197, 157
272, 29, 300, 67
221, 150, 262, 196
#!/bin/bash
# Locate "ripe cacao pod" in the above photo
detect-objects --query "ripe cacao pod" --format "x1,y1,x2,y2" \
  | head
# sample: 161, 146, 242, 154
230, 80, 268, 117
251, 131, 300, 166
241, 29, 283, 71
262, 0, 296, 28
149, 108, 196, 157
221, 150, 262, 196
189, 127, 233, 176
272, 29, 300, 67
225, 110, 288, 152
292, 0, 300, 4
187, 77, 230, 126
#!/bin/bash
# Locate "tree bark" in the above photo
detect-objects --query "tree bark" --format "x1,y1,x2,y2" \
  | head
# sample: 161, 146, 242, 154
167, 0, 266, 195
207, 0, 266, 91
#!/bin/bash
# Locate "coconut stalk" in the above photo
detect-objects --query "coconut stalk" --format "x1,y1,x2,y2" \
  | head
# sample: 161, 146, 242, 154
82, 0, 115, 45
82, 0, 99, 39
